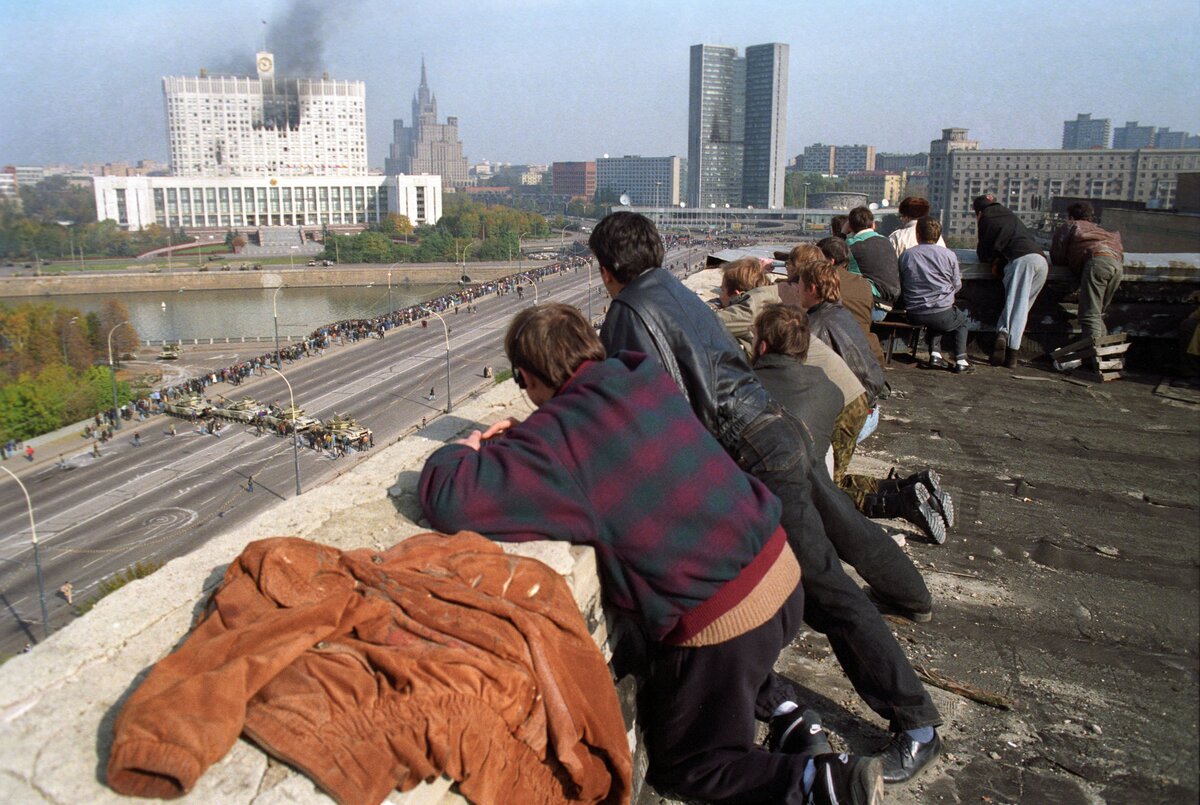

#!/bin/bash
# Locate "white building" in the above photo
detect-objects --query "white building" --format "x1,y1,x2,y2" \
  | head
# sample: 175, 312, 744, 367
163, 52, 367, 177
93, 174, 442, 231
596, 156, 683, 206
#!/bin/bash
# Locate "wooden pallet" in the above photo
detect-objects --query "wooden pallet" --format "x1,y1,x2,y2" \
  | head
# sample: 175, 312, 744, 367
1050, 334, 1129, 381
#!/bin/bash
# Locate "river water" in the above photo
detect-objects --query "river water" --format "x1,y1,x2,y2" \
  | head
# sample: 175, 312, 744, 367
21, 283, 458, 342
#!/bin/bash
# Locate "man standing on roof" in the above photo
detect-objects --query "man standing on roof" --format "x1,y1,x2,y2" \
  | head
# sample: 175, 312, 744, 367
973, 194, 1048, 368
1050, 201, 1124, 344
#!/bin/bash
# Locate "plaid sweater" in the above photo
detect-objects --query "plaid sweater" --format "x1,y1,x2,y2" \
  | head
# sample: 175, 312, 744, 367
420, 352, 788, 645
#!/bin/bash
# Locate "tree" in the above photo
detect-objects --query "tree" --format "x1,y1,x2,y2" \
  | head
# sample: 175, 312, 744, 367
99, 299, 138, 364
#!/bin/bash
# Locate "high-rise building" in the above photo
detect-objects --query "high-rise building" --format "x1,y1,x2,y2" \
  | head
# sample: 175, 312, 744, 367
741, 43, 789, 208
596, 156, 683, 206
1062, 113, 1111, 149
551, 162, 596, 198
687, 42, 788, 208
845, 171, 907, 206
799, 144, 836, 174
385, 61, 470, 189
1112, 121, 1156, 149
927, 128, 1200, 236
1154, 128, 1189, 149
834, 145, 876, 174
163, 52, 367, 177
875, 153, 929, 172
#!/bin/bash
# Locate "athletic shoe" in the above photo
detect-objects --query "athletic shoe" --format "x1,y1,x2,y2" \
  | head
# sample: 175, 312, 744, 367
900, 484, 946, 544
910, 468, 955, 530
768, 708, 832, 756
865, 587, 933, 624
877, 730, 943, 784
807, 753, 884, 804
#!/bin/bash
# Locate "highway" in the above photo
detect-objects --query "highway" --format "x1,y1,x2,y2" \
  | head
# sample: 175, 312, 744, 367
0, 245, 708, 655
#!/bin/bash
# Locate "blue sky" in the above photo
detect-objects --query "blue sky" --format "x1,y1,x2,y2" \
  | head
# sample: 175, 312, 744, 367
2, 0, 1198, 168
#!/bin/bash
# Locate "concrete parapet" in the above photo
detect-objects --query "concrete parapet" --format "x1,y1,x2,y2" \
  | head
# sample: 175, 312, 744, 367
0, 380, 610, 805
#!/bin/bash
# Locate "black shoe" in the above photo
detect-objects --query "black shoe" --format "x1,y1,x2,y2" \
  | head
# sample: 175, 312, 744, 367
923, 355, 951, 371
865, 587, 933, 623
807, 753, 884, 804
876, 730, 943, 784
952, 360, 974, 374
1003, 347, 1019, 368
991, 331, 1008, 365
899, 484, 946, 544
909, 468, 955, 530
769, 708, 832, 755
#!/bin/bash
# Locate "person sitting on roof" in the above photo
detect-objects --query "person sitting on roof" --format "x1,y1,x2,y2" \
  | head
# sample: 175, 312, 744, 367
420, 303, 884, 805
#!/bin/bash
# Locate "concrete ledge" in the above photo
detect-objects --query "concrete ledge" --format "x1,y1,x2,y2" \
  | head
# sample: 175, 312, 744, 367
0, 380, 606, 805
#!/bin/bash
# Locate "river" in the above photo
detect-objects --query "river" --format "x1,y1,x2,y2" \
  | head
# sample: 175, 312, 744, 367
13, 283, 460, 342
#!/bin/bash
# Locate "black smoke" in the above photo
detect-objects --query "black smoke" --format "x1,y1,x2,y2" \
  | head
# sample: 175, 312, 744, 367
204, 0, 359, 77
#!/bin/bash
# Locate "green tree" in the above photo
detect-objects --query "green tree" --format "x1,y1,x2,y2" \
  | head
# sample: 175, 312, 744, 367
784, 172, 848, 207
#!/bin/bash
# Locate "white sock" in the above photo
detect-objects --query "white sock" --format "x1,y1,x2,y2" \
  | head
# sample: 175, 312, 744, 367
772, 701, 798, 718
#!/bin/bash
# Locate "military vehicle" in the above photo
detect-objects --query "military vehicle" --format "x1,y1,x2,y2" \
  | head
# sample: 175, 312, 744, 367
266, 404, 321, 433
322, 412, 371, 442
158, 344, 181, 360
212, 396, 264, 423
163, 395, 212, 418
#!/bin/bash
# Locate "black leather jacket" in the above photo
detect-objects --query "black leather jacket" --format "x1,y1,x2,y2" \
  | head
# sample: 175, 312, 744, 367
600, 267, 771, 453
807, 301, 887, 404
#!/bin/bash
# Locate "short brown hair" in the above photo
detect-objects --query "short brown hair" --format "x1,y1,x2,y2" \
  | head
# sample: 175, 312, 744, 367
816, 236, 850, 267
784, 243, 823, 273
915, 216, 941, 244
754, 304, 812, 360
830, 215, 849, 238
898, 197, 931, 219
848, 206, 874, 232
720, 257, 770, 296
505, 303, 605, 391
791, 258, 841, 303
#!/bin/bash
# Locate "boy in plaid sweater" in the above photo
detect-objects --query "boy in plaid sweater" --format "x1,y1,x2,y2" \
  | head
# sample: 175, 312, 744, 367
419, 304, 883, 805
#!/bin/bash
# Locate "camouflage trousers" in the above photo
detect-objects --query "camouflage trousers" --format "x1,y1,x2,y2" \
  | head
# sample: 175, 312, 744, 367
832, 392, 878, 509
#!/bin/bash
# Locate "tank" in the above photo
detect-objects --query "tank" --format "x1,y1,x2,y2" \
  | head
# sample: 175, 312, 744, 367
163, 395, 211, 418
267, 404, 321, 433
157, 344, 181, 360
322, 412, 371, 441
212, 396, 264, 423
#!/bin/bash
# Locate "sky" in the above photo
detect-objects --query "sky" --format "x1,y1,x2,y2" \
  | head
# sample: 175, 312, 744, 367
3, 0, 1199, 169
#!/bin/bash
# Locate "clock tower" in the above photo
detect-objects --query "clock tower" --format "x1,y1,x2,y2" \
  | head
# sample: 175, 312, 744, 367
255, 51, 275, 80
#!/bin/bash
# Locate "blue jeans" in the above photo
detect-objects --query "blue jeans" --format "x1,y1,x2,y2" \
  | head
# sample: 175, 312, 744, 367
998, 253, 1048, 350
734, 407, 940, 731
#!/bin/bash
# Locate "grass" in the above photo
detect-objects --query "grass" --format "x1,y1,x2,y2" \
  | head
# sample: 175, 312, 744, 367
74, 560, 164, 615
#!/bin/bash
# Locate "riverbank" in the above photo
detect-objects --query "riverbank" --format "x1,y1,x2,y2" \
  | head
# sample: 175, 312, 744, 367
0, 261, 533, 298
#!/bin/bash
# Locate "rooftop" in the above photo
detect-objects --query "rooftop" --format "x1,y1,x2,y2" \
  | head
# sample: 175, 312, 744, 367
0, 269, 1197, 804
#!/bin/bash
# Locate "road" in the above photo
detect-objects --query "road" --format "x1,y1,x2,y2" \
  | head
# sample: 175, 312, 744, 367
0, 246, 708, 655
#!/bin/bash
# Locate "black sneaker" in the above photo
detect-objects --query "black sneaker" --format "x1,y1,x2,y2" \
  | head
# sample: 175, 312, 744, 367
807, 753, 884, 805
768, 708, 832, 755
900, 484, 946, 544
865, 587, 933, 623
910, 468, 955, 530
991, 331, 1008, 365
877, 730, 943, 784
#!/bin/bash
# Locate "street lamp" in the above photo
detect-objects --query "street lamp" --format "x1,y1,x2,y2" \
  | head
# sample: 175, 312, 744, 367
525, 276, 539, 305
265, 366, 302, 496
107, 320, 131, 430
517, 231, 529, 274
60, 316, 78, 364
428, 310, 452, 414
0, 467, 49, 641
289, 245, 297, 270
387, 270, 392, 313
271, 285, 284, 369
802, 182, 811, 233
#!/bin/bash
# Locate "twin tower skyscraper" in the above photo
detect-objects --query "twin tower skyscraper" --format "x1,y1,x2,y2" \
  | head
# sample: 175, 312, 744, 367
688, 43, 789, 210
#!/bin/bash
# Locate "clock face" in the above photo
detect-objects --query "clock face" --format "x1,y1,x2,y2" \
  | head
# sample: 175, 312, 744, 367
258, 56, 273, 72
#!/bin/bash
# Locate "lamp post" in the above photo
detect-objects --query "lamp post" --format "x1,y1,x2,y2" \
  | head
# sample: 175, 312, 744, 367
0, 467, 49, 641
428, 310, 452, 414
271, 285, 284, 369
517, 231, 529, 274
387, 270, 392, 313
289, 245, 297, 270
802, 182, 811, 233
265, 366, 302, 496
107, 320, 131, 430
60, 316, 78, 364
525, 276, 539, 305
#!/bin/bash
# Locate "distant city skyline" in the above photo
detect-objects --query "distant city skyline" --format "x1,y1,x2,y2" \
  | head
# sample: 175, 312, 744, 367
3, 0, 1199, 170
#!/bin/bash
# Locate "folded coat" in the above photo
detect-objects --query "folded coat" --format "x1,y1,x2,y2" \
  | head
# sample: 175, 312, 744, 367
107, 532, 631, 805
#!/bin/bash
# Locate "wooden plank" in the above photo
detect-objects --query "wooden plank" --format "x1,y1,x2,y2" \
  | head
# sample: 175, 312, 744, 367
1050, 337, 1095, 359
1097, 357, 1125, 371
1093, 342, 1131, 357
1050, 333, 1128, 360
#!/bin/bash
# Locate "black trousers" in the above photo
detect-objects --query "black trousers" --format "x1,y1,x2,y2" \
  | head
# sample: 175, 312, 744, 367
643, 586, 810, 804
734, 408, 941, 732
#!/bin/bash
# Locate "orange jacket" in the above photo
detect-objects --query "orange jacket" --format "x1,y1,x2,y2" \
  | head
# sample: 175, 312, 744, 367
107, 533, 631, 805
